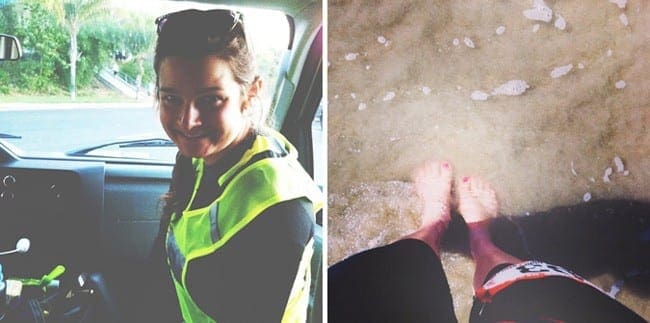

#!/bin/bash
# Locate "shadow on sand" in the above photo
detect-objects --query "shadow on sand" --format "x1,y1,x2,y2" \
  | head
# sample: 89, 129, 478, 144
442, 199, 650, 297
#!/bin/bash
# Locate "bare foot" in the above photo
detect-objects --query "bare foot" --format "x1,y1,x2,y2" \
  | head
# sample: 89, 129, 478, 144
404, 160, 453, 255
456, 176, 498, 224
456, 176, 521, 291
412, 160, 453, 226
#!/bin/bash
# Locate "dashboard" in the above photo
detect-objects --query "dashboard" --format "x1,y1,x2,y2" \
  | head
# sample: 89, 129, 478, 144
0, 156, 104, 277
0, 143, 172, 281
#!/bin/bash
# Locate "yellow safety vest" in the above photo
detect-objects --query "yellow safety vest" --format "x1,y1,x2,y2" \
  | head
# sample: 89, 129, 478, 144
166, 129, 323, 323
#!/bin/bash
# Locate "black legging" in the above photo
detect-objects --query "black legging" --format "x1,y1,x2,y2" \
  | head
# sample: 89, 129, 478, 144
329, 239, 457, 322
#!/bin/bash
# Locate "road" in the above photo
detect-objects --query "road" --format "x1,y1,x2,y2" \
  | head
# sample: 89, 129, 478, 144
1, 104, 168, 157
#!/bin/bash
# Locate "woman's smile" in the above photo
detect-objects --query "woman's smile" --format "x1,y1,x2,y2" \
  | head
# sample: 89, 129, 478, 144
176, 130, 213, 140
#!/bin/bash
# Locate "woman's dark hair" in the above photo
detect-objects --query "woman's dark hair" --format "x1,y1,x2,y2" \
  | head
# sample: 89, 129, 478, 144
154, 9, 257, 241
153, 9, 256, 95
158, 152, 194, 241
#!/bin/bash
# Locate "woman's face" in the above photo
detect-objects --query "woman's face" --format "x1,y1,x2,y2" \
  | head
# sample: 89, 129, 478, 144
158, 56, 253, 165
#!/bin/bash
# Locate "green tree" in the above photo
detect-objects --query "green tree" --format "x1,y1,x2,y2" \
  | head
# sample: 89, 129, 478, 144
96, 11, 156, 98
75, 24, 113, 87
42, 0, 108, 100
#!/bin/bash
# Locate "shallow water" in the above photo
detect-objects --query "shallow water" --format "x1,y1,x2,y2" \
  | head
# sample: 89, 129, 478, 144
327, 0, 650, 320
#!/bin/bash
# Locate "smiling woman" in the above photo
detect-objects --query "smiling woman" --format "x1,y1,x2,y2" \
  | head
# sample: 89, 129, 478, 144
145, 6, 323, 323
157, 56, 257, 165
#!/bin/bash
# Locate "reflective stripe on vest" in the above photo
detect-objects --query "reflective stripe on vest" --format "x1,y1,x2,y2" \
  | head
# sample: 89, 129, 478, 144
166, 129, 323, 323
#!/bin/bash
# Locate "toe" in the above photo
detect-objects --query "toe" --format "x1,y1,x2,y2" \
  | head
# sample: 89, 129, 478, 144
439, 160, 453, 181
457, 176, 472, 200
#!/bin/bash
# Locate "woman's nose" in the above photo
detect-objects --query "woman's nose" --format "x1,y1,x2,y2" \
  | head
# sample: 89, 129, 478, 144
180, 103, 202, 130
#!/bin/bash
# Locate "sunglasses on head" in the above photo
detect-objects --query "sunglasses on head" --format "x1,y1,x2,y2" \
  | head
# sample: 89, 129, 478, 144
155, 9, 242, 36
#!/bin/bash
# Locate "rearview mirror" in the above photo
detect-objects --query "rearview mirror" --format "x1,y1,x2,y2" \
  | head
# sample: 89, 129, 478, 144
0, 34, 22, 61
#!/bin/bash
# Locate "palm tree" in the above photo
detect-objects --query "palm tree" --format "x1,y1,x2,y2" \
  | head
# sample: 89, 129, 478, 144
43, 0, 108, 100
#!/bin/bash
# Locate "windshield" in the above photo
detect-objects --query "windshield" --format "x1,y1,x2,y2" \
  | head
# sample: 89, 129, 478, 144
0, 0, 289, 163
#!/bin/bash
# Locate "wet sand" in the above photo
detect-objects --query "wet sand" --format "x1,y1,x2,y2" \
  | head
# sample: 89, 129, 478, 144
327, 0, 650, 321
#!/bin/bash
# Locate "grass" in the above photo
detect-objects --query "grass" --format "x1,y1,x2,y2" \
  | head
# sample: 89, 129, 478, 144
1, 93, 145, 104
0, 84, 153, 104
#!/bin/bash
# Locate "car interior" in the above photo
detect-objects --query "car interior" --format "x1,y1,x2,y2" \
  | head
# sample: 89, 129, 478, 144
0, 0, 323, 321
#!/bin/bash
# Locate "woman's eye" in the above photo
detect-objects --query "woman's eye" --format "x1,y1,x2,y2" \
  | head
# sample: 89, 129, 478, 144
161, 95, 182, 107
197, 95, 224, 107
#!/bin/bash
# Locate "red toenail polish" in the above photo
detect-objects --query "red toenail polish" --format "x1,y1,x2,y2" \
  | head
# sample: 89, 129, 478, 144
462, 176, 469, 182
